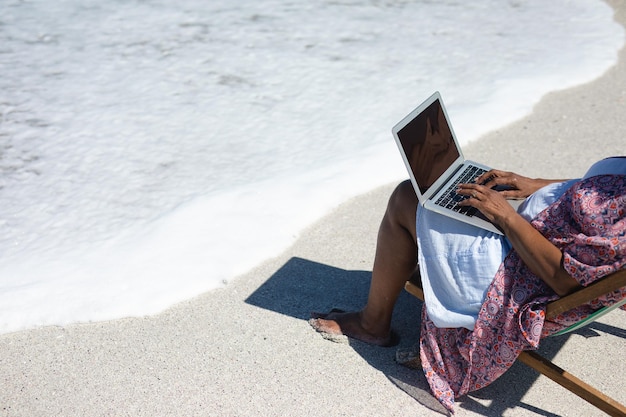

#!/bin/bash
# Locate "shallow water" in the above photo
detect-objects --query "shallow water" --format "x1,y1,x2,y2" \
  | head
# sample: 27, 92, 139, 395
0, 0, 623, 333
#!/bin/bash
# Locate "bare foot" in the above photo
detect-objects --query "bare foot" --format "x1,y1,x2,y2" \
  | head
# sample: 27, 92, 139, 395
395, 344, 422, 369
309, 310, 395, 347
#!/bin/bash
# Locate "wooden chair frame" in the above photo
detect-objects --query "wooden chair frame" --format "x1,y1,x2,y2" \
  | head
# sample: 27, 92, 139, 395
404, 269, 626, 416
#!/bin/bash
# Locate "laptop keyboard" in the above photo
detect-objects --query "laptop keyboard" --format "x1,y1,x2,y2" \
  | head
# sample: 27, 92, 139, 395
434, 165, 487, 216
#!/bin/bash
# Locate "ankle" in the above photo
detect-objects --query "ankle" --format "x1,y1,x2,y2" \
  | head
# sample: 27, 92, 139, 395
358, 309, 391, 338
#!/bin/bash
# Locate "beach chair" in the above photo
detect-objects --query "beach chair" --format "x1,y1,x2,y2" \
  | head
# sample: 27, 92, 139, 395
404, 268, 626, 417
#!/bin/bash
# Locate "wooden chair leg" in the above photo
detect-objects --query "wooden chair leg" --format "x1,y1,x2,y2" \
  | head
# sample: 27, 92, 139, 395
404, 278, 424, 301
518, 351, 626, 417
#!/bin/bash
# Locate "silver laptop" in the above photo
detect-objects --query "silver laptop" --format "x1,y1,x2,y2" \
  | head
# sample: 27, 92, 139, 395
392, 91, 522, 235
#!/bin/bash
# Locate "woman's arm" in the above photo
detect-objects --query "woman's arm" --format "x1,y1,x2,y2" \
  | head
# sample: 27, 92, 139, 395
498, 213, 580, 296
457, 184, 581, 296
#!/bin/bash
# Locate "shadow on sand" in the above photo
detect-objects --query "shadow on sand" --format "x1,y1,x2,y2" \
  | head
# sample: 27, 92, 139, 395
245, 256, 621, 417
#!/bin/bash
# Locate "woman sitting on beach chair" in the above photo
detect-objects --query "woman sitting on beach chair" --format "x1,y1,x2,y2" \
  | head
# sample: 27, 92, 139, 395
310, 156, 626, 413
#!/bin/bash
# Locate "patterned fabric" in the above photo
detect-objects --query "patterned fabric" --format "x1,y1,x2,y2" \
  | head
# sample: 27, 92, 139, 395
419, 174, 626, 413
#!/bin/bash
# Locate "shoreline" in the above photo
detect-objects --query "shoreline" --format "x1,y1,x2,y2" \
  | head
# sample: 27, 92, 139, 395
1, 2, 623, 337
1, 1, 625, 416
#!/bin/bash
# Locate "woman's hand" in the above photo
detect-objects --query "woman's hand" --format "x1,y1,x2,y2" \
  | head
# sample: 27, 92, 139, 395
456, 183, 517, 229
474, 169, 565, 199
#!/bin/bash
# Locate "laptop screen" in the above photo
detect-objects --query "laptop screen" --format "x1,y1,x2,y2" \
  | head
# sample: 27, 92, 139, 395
396, 98, 460, 194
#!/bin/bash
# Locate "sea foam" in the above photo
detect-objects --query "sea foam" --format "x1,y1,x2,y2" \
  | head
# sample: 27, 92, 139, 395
0, 0, 623, 333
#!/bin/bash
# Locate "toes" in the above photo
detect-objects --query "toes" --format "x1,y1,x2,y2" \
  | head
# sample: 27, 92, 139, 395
309, 318, 342, 335
309, 315, 397, 347
396, 345, 421, 368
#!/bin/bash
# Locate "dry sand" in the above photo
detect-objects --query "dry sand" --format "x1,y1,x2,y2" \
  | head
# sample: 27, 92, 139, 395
1, 2, 625, 416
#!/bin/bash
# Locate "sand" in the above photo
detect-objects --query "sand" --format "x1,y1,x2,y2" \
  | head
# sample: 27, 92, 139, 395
1, 1, 625, 416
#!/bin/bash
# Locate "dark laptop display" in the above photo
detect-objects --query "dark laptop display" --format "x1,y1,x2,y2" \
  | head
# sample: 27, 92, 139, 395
396, 98, 460, 195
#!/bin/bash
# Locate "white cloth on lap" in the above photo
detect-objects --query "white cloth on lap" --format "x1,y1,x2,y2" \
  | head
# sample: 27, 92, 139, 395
417, 180, 577, 330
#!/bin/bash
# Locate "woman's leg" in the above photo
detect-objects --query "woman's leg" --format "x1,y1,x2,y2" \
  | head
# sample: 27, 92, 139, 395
310, 180, 419, 346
